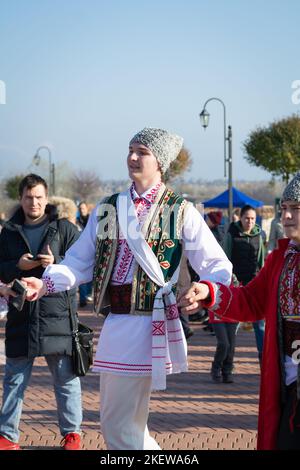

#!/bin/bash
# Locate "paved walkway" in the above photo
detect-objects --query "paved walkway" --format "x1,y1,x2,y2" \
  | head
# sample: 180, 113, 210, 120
0, 307, 259, 450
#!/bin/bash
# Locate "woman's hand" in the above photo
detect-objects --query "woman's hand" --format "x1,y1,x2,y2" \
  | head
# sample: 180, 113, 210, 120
178, 282, 210, 314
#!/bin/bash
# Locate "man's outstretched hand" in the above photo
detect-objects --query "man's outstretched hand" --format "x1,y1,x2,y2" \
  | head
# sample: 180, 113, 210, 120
178, 282, 210, 314
21, 277, 46, 301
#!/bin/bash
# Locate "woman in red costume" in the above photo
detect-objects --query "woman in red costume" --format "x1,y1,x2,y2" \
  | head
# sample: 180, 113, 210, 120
180, 172, 300, 450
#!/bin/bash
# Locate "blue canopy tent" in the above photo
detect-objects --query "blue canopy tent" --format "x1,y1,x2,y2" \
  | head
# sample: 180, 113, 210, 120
203, 187, 264, 208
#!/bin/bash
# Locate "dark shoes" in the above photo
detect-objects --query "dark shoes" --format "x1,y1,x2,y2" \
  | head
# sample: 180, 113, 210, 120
211, 367, 234, 384
184, 328, 194, 340
222, 374, 234, 384
203, 324, 214, 334
79, 295, 93, 308
211, 370, 222, 383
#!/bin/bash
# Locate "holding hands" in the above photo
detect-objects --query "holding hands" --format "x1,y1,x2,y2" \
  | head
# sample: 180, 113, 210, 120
178, 282, 210, 314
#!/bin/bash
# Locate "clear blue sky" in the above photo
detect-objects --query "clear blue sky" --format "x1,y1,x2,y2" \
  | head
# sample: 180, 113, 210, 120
0, 0, 299, 182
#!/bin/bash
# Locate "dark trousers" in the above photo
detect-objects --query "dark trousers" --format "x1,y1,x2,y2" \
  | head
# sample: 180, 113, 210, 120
277, 382, 300, 450
79, 281, 92, 303
211, 322, 239, 375
179, 313, 189, 336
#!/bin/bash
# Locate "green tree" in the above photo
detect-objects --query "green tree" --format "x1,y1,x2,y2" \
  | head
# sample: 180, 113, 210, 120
243, 115, 300, 183
5, 174, 25, 200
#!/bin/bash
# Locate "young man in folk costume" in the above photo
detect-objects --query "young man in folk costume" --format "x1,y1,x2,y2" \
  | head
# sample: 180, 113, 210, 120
23, 128, 232, 450
179, 172, 300, 450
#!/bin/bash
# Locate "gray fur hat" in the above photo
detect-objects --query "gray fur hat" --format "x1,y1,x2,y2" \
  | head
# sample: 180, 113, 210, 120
129, 127, 184, 174
282, 172, 300, 202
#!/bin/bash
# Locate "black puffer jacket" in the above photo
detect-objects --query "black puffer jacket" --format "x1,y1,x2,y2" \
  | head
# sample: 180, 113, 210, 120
226, 221, 264, 285
0, 207, 80, 358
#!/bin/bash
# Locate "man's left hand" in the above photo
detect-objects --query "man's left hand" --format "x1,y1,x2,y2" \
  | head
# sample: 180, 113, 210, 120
36, 245, 54, 268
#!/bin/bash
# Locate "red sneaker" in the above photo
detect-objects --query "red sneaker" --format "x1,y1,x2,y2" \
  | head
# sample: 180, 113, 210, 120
61, 433, 81, 450
0, 435, 21, 450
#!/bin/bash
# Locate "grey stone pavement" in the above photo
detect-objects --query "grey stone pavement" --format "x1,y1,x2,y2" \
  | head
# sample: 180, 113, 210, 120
0, 306, 259, 450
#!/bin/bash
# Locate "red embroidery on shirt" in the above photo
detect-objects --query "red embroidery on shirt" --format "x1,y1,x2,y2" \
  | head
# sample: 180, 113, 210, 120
111, 182, 162, 284
280, 245, 300, 317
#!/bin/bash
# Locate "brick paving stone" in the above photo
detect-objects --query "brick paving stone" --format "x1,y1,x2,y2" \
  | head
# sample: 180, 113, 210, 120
0, 308, 260, 450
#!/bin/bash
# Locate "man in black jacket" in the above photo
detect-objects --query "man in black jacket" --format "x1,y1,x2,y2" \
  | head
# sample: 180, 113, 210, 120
0, 174, 82, 450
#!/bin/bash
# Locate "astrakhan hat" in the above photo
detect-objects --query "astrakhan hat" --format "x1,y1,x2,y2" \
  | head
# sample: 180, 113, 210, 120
129, 127, 184, 174
282, 172, 300, 202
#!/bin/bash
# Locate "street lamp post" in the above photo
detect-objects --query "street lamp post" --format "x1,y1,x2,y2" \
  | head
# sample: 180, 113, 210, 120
199, 98, 233, 223
33, 145, 55, 196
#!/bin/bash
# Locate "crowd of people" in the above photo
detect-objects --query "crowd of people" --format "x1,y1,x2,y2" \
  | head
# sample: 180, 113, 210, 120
0, 125, 295, 451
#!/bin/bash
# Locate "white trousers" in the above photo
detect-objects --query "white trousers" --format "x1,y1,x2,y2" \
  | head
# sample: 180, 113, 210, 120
100, 372, 161, 450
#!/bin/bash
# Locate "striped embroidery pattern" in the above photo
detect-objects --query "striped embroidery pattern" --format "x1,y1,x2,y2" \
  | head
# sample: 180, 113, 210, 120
93, 359, 172, 372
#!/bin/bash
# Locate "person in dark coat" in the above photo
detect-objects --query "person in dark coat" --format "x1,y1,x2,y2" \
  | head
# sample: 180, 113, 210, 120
0, 174, 82, 451
222, 204, 265, 365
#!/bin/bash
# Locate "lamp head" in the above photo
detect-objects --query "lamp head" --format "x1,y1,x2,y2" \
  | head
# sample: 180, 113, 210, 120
33, 154, 41, 165
199, 108, 210, 129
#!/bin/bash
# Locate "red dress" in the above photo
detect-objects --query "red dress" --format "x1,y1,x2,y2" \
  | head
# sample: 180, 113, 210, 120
209, 238, 290, 450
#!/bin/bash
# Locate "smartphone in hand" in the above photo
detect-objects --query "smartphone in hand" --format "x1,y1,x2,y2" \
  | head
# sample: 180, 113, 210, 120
30, 255, 40, 262
9, 279, 27, 311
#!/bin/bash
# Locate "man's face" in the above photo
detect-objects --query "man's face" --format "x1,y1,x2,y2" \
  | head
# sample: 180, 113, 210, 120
281, 201, 300, 243
79, 203, 88, 217
127, 143, 161, 183
20, 184, 48, 222
240, 209, 256, 233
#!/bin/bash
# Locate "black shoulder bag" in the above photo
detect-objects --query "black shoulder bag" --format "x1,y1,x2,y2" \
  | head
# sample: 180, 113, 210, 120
67, 289, 94, 377
55, 218, 94, 376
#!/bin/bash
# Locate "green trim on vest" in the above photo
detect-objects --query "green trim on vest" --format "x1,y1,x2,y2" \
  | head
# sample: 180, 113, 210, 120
133, 190, 185, 312
93, 187, 190, 316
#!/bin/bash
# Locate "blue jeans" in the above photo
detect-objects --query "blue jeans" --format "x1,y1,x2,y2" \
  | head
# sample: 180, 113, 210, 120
79, 281, 93, 303
252, 320, 265, 359
0, 355, 82, 443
